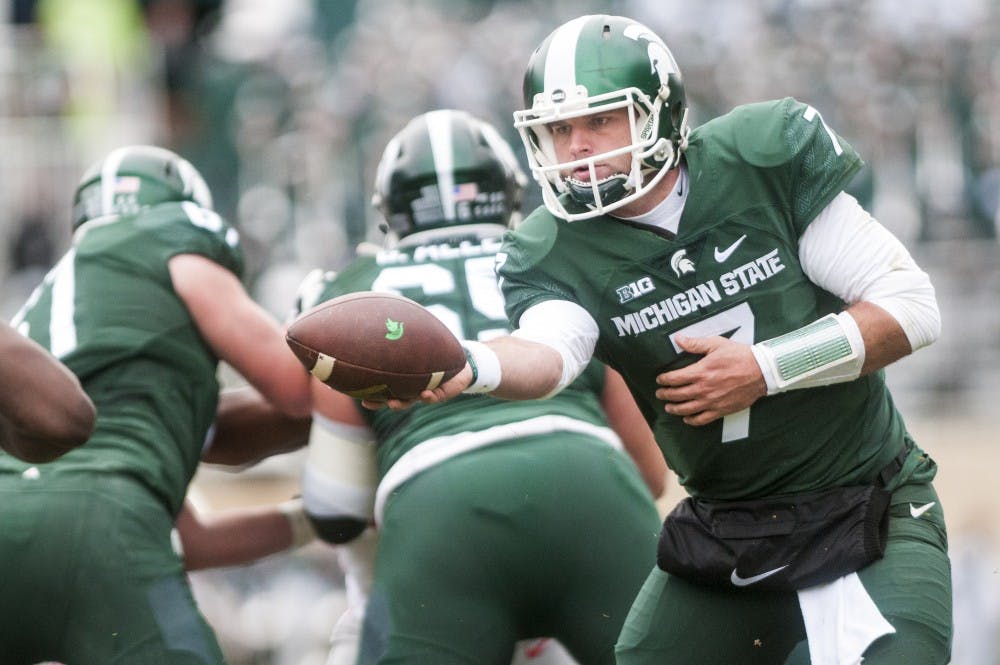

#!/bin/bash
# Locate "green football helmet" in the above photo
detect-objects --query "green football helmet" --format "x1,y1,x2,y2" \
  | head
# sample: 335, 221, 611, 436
72, 145, 213, 229
513, 15, 689, 221
372, 109, 528, 238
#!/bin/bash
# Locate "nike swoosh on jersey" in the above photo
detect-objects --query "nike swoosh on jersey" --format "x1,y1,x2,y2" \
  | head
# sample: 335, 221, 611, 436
909, 501, 936, 518
730, 564, 789, 587
714, 234, 747, 262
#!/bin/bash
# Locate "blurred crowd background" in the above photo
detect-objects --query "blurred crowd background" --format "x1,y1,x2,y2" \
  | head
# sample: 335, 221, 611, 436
1, 0, 997, 663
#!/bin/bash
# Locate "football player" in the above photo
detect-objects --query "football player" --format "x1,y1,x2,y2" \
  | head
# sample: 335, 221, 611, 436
0, 320, 95, 462
0, 146, 312, 663
400, 15, 952, 665
174, 384, 318, 571
296, 109, 667, 665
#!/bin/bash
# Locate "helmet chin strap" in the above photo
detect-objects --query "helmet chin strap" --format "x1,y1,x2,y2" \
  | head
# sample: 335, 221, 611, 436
565, 173, 630, 209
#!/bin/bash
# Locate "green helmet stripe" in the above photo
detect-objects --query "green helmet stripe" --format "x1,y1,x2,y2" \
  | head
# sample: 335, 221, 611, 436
543, 14, 589, 93
425, 110, 458, 222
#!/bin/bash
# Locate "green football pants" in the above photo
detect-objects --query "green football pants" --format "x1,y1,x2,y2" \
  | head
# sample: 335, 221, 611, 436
358, 432, 663, 665
0, 472, 226, 665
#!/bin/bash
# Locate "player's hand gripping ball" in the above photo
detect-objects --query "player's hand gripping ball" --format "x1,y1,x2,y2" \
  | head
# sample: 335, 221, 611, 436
286, 291, 466, 401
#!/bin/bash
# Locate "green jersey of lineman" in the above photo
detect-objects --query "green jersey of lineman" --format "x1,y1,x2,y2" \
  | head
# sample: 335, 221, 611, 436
0, 201, 241, 663
500, 97, 916, 500
297, 227, 662, 665
298, 230, 617, 477
2, 201, 241, 512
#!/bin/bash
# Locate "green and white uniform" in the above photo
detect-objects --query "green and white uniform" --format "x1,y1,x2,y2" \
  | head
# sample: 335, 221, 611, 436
499, 98, 951, 664
0, 202, 241, 664
301, 226, 662, 665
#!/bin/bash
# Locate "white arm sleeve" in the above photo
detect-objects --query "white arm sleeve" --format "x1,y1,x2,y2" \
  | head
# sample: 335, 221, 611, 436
799, 192, 941, 351
510, 299, 599, 397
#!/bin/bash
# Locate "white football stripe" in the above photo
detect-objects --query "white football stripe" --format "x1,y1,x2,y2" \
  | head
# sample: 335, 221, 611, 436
311, 353, 336, 382
426, 110, 457, 221
425, 371, 445, 391
544, 15, 589, 93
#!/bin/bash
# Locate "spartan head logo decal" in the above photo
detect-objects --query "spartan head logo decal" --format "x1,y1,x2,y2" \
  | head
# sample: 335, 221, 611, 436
622, 24, 680, 89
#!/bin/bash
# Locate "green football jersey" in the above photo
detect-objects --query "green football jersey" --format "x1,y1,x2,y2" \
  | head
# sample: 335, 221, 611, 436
499, 97, 913, 500
296, 226, 613, 479
1, 202, 243, 515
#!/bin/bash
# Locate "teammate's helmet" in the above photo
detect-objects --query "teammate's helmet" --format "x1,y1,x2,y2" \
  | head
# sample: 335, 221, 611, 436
372, 109, 528, 237
513, 15, 689, 221
72, 145, 213, 229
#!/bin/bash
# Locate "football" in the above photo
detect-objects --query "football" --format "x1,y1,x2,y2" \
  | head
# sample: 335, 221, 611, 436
286, 291, 467, 401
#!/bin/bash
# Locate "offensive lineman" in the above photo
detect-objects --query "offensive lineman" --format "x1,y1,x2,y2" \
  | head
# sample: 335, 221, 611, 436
0, 146, 312, 663
297, 109, 666, 665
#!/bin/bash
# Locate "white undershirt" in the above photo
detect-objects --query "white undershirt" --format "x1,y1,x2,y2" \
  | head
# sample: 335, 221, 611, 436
513, 191, 940, 388
617, 164, 688, 235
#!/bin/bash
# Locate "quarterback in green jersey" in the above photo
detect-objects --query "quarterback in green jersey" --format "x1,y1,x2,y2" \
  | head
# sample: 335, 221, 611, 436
294, 109, 666, 665
0, 146, 312, 664
401, 15, 951, 665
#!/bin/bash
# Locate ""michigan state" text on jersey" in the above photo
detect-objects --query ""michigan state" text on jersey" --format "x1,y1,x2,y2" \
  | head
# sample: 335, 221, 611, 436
612, 249, 785, 336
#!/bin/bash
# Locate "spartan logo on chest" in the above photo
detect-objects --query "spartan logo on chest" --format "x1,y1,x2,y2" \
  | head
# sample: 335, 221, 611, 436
670, 249, 695, 277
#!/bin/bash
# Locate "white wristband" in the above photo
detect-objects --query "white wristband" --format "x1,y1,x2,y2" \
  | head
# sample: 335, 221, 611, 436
750, 312, 865, 395
279, 498, 318, 549
461, 341, 502, 394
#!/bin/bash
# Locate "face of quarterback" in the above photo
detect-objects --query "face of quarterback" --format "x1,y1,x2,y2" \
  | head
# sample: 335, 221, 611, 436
546, 108, 633, 184
545, 107, 678, 218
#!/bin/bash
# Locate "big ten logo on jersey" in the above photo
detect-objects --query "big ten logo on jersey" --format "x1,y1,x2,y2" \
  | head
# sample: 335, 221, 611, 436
616, 276, 655, 304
